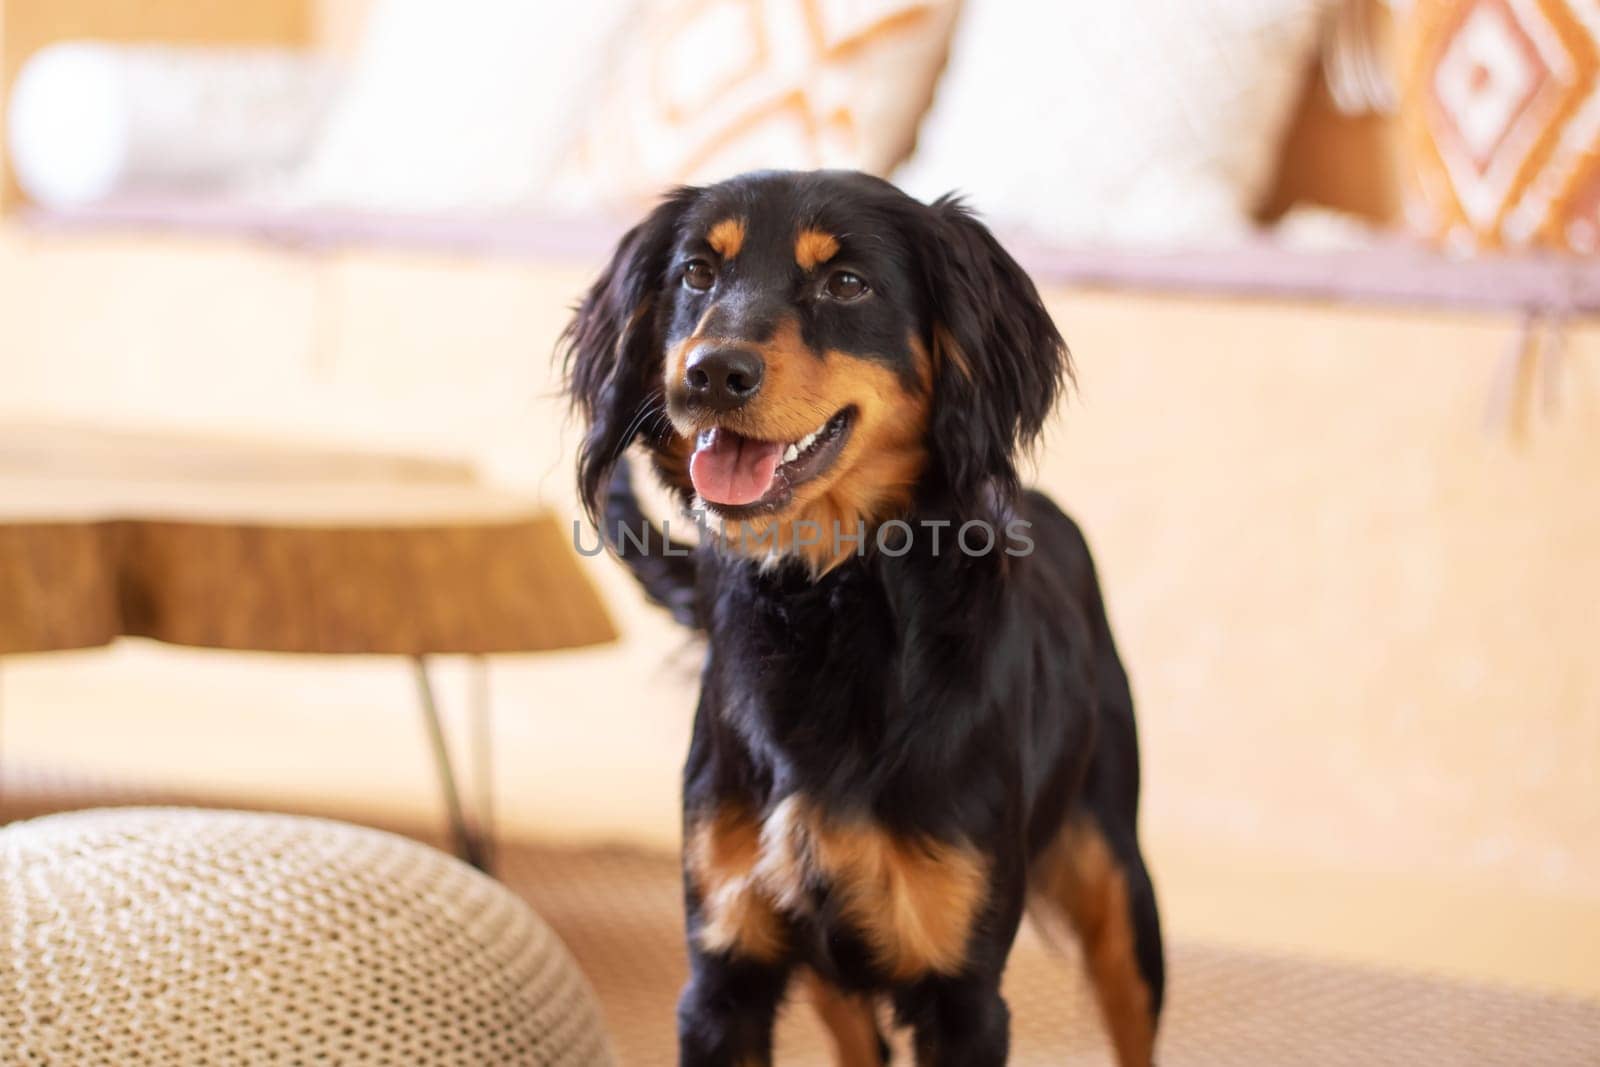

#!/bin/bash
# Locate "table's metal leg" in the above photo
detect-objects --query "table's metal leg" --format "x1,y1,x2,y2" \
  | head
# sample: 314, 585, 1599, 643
469, 656, 495, 870
412, 656, 490, 872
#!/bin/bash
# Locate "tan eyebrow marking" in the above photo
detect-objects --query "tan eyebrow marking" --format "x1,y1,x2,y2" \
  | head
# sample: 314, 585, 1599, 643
795, 228, 840, 270
707, 217, 745, 260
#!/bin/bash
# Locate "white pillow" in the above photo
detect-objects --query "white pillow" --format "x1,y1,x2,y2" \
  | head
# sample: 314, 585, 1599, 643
9, 44, 335, 208
897, 0, 1329, 246
546, 0, 962, 212
293, 0, 635, 214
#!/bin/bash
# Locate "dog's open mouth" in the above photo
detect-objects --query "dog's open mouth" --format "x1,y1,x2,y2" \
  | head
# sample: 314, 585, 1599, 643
689, 408, 854, 511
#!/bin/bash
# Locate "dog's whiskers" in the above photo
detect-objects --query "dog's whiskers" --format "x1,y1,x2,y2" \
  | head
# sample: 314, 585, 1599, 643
614, 395, 665, 460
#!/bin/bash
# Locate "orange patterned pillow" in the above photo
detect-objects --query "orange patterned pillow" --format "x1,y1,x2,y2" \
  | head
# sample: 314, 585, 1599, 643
1401, 0, 1600, 251
550, 0, 959, 209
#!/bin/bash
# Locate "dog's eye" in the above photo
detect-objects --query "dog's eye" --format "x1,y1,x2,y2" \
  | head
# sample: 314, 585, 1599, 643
683, 260, 716, 292
824, 270, 869, 302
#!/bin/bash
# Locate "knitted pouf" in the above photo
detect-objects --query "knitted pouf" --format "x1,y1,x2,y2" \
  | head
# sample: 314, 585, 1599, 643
0, 808, 615, 1065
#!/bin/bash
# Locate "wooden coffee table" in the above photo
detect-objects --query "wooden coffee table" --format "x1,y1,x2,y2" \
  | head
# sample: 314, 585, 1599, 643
0, 421, 616, 869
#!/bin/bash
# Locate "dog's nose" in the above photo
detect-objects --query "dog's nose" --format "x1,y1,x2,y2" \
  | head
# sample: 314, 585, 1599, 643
685, 344, 764, 411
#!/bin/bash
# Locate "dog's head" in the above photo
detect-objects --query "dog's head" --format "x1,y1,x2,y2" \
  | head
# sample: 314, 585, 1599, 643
564, 170, 1069, 570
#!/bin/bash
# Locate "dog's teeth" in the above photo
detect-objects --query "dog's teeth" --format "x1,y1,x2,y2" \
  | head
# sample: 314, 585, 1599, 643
798, 431, 818, 451
782, 444, 800, 463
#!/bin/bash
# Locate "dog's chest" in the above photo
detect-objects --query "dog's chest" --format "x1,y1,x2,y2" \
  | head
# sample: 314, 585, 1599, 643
714, 567, 904, 755
686, 795, 988, 983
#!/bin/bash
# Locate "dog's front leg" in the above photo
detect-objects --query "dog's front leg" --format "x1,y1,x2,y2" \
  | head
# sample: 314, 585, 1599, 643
898, 973, 1010, 1067
677, 950, 791, 1066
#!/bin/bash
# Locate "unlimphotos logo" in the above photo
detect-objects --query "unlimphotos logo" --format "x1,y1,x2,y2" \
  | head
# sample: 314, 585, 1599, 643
574, 512, 1034, 559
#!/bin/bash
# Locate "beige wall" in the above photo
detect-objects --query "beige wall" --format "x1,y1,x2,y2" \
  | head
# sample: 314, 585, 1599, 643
1042, 292, 1600, 895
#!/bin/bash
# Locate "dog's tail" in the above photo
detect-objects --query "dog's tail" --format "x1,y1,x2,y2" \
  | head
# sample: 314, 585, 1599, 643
601, 457, 702, 631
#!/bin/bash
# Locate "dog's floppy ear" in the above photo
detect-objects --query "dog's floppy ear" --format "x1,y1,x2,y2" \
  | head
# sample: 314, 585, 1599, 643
914, 195, 1070, 514
562, 187, 697, 520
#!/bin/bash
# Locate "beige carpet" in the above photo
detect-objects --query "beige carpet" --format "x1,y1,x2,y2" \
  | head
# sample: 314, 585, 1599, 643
3, 769, 1598, 1065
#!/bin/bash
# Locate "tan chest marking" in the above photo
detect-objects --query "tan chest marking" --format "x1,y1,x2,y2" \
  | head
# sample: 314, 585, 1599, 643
686, 807, 788, 962
688, 799, 989, 978
756, 796, 989, 981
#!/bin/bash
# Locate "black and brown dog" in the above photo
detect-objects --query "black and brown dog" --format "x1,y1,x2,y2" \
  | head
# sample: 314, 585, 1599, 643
564, 170, 1162, 1065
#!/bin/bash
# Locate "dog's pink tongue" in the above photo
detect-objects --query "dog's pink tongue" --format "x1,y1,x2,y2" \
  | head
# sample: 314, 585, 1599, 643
690, 429, 783, 506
